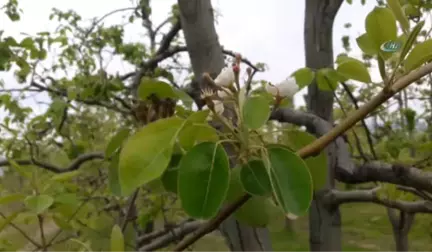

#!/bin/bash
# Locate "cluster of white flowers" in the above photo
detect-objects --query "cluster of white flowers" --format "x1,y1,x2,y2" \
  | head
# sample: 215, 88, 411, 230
203, 65, 300, 121
212, 66, 300, 98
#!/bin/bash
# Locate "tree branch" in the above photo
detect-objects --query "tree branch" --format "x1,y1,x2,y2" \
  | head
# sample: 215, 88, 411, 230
325, 187, 432, 213
0, 152, 104, 173
171, 61, 432, 251
139, 220, 204, 251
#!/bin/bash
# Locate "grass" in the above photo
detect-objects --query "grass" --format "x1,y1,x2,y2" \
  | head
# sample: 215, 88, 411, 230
191, 202, 432, 251
1, 202, 432, 251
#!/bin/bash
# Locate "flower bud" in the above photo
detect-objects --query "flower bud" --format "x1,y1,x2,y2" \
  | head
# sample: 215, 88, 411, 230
214, 67, 235, 87
265, 77, 299, 98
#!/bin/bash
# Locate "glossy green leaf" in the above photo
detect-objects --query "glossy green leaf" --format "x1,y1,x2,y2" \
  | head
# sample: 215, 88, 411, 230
283, 130, 327, 190
356, 33, 378, 55
161, 154, 182, 193
8, 159, 31, 179
105, 128, 131, 158
178, 142, 230, 219
265, 146, 313, 216
25, 195, 54, 214
240, 159, 272, 196
387, 0, 410, 33
178, 110, 219, 150
399, 21, 425, 62
174, 89, 194, 108
316, 69, 339, 91
119, 117, 186, 196
404, 38, 432, 72
51, 170, 81, 182
242, 96, 271, 130
291, 68, 315, 89
225, 168, 267, 226
138, 77, 177, 100
336, 58, 371, 83
110, 225, 124, 252
365, 7, 398, 50
0, 193, 25, 205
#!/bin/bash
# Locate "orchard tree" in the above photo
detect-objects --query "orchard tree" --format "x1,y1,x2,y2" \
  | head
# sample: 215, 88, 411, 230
0, 0, 432, 251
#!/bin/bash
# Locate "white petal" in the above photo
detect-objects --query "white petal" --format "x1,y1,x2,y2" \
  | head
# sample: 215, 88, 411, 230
217, 88, 233, 99
265, 83, 279, 96
277, 77, 299, 97
214, 67, 235, 87
286, 213, 298, 220
213, 100, 224, 115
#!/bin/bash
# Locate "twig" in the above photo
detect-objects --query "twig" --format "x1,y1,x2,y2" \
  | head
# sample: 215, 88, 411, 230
139, 221, 204, 251
0, 152, 105, 173
0, 212, 41, 248
341, 82, 377, 159
121, 189, 139, 232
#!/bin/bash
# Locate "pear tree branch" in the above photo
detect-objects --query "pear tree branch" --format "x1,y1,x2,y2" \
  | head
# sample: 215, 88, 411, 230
172, 61, 432, 251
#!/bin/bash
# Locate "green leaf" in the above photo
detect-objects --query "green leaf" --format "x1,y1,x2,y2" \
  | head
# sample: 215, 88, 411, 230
404, 38, 432, 72
108, 152, 122, 196
178, 110, 219, 150
356, 33, 378, 55
387, 0, 410, 33
118, 117, 186, 196
19, 37, 35, 49
51, 170, 81, 182
365, 7, 398, 51
8, 159, 31, 179
24, 195, 54, 214
291, 68, 315, 89
240, 159, 272, 196
174, 89, 194, 108
161, 154, 182, 193
105, 128, 131, 158
178, 142, 230, 219
226, 168, 281, 227
138, 78, 177, 100
336, 58, 371, 83
242, 96, 271, 130
316, 69, 339, 91
0, 193, 25, 205
110, 225, 124, 252
283, 130, 328, 190
265, 146, 313, 216
399, 20, 425, 62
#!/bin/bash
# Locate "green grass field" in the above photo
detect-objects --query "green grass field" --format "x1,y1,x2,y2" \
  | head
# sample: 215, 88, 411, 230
1, 202, 431, 251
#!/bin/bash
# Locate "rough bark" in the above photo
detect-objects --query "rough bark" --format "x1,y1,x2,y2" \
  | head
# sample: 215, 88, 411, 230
177, 0, 272, 250
304, 0, 344, 251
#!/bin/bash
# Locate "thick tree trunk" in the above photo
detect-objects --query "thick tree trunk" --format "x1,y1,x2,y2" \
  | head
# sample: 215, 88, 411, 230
387, 208, 415, 251
177, 0, 272, 250
304, 0, 344, 251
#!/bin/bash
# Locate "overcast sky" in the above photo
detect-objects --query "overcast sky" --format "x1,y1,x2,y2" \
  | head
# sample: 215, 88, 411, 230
0, 0, 377, 114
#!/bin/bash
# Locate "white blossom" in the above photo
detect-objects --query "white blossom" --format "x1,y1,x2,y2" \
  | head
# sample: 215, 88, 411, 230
265, 77, 299, 97
217, 88, 233, 99
213, 100, 224, 115
214, 67, 235, 87
204, 100, 225, 121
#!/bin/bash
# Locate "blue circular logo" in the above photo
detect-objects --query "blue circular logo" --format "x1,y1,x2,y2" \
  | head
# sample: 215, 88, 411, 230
380, 40, 402, 52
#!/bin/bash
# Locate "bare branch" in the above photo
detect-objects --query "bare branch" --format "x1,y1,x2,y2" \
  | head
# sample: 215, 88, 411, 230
0, 152, 104, 173
139, 220, 205, 251
326, 188, 432, 213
